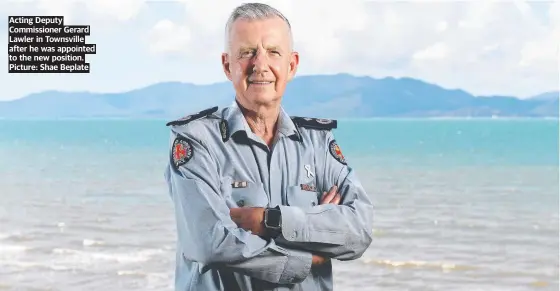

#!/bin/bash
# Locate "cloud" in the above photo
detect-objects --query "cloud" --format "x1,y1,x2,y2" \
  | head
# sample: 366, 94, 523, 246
147, 19, 191, 55
146, 0, 557, 97
518, 1, 559, 73
412, 42, 449, 61
9, 0, 147, 22
82, 0, 147, 21
36, 0, 75, 19
2, 0, 558, 100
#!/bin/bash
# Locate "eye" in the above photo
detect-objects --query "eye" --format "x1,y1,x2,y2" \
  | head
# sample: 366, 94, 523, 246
240, 50, 255, 58
270, 50, 281, 55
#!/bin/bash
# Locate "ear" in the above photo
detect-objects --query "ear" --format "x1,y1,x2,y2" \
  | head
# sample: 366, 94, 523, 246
287, 51, 299, 81
222, 53, 233, 81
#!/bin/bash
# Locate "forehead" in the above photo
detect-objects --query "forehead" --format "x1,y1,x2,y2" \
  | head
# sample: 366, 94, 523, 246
229, 16, 290, 48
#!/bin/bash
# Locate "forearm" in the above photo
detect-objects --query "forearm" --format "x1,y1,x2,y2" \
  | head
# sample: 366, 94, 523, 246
216, 245, 312, 284
181, 228, 312, 284
277, 203, 373, 260
278, 175, 374, 260
172, 176, 312, 284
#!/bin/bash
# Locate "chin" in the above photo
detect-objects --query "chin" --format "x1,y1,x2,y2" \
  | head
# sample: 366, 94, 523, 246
252, 95, 279, 106
244, 91, 279, 105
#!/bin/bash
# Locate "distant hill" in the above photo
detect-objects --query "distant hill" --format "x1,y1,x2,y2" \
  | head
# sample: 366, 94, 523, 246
0, 74, 557, 119
530, 91, 559, 101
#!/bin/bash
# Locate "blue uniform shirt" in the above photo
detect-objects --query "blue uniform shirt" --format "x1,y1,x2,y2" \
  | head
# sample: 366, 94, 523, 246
164, 102, 374, 291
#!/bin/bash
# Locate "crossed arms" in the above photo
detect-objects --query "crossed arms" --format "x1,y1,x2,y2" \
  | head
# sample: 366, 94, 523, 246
164, 130, 374, 284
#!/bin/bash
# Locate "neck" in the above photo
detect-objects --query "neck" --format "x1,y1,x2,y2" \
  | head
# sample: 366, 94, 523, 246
237, 100, 280, 146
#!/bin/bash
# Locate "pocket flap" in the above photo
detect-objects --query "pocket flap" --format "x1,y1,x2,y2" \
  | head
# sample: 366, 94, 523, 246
231, 182, 269, 207
286, 186, 319, 209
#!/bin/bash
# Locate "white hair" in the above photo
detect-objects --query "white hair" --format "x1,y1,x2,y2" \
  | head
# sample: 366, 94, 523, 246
224, 2, 293, 52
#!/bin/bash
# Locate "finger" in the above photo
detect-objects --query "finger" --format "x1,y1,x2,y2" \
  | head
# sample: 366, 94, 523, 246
331, 193, 341, 205
322, 186, 337, 203
230, 216, 241, 225
229, 208, 242, 219
325, 186, 337, 201
230, 213, 239, 223
320, 191, 328, 204
328, 185, 338, 196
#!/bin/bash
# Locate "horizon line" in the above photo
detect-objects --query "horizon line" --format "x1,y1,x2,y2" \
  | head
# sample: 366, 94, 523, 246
3, 73, 558, 102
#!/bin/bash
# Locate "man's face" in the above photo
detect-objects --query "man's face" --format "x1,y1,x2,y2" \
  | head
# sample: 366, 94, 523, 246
222, 16, 299, 108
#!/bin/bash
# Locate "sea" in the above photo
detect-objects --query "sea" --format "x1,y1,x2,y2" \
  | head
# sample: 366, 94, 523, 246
0, 118, 558, 291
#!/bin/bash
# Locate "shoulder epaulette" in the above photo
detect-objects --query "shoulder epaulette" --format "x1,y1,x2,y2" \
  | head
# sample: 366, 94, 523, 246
291, 116, 337, 130
166, 106, 219, 126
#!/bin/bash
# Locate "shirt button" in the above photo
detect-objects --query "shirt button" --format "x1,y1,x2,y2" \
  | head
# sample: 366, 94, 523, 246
237, 200, 245, 207
311, 202, 316, 206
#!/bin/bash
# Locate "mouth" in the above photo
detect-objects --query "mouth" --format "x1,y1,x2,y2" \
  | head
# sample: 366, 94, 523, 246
248, 80, 274, 85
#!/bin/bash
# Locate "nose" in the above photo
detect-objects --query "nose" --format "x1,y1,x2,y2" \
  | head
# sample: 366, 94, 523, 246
251, 48, 268, 74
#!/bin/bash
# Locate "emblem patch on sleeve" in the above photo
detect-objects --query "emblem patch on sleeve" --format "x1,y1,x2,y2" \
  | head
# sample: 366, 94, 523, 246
171, 136, 194, 168
328, 140, 346, 165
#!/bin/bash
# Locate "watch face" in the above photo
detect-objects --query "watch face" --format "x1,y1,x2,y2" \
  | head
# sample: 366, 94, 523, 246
266, 209, 281, 228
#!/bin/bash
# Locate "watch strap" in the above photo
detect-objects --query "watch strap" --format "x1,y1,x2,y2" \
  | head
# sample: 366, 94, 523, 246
264, 206, 282, 238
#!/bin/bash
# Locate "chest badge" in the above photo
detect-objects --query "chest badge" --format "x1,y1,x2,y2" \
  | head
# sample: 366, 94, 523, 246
304, 164, 314, 178
300, 182, 316, 192
232, 181, 248, 188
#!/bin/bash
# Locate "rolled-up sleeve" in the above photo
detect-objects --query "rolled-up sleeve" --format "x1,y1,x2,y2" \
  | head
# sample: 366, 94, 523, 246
277, 130, 374, 261
165, 129, 312, 284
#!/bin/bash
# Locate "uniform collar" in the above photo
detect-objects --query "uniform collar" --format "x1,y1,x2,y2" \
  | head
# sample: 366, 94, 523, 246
223, 101, 300, 142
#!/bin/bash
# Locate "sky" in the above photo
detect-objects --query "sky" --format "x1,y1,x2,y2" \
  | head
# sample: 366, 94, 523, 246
1, 0, 558, 101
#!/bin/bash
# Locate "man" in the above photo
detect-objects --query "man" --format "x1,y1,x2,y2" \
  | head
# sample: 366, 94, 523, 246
164, 3, 374, 290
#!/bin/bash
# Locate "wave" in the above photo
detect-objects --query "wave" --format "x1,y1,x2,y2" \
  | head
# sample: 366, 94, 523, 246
0, 243, 29, 255
51, 247, 166, 264
1, 247, 168, 272
82, 239, 105, 246
361, 258, 477, 272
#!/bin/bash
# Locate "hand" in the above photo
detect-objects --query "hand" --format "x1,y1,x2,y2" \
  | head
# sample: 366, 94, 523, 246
312, 254, 329, 265
320, 185, 341, 205
230, 207, 266, 236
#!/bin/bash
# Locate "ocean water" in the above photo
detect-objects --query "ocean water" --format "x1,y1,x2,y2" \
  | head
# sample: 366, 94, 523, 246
0, 119, 558, 291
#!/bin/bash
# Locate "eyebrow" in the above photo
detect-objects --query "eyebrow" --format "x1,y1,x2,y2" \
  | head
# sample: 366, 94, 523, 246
238, 45, 282, 52
238, 46, 255, 52
266, 46, 281, 51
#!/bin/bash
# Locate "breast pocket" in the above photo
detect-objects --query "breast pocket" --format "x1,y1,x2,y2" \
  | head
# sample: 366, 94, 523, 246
229, 182, 269, 208
286, 186, 319, 209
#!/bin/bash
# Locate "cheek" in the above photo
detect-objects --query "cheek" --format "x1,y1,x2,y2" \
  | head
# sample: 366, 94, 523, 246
270, 61, 290, 82
232, 63, 248, 84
